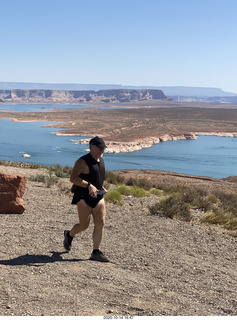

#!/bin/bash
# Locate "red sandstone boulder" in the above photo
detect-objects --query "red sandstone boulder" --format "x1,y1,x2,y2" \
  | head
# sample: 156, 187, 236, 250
0, 173, 27, 214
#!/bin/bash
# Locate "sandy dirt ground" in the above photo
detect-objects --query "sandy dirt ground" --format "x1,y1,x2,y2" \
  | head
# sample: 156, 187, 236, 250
0, 165, 236, 316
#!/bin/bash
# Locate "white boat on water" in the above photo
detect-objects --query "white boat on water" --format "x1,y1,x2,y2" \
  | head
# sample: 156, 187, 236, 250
22, 154, 31, 158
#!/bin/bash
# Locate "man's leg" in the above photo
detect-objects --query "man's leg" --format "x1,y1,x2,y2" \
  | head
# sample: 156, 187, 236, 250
89, 199, 109, 262
63, 200, 91, 251
70, 200, 92, 236
91, 199, 106, 249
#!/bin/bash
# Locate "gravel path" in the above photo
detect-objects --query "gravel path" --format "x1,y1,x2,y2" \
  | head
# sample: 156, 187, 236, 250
0, 165, 236, 316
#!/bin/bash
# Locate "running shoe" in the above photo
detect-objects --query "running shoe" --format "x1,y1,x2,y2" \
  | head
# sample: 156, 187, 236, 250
63, 230, 73, 252
90, 249, 110, 262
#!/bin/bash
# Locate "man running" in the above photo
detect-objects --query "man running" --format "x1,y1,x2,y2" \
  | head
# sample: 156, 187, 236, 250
63, 136, 109, 262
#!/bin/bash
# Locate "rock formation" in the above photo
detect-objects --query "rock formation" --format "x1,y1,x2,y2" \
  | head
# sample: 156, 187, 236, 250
0, 89, 167, 104
74, 133, 197, 153
0, 173, 27, 214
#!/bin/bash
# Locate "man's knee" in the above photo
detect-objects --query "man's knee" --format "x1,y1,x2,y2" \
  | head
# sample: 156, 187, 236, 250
95, 217, 105, 228
80, 221, 90, 231
93, 211, 106, 229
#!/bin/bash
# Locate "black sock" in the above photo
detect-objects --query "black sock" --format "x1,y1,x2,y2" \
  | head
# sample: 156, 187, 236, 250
93, 249, 100, 253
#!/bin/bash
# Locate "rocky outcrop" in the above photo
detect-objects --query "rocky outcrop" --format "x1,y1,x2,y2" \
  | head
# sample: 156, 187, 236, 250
195, 132, 237, 137
0, 89, 167, 104
159, 133, 197, 142
0, 173, 27, 214
73, 133, 197, 153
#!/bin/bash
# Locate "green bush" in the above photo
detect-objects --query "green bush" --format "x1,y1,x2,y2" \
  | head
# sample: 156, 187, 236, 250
135, 178, 153, 190
29, 174, 46, 183
170, 191, 182, 199
54, 170, 70, 178
200, 208, 237, 231
105, 190, 123, 204
51, 164, 72, 177
213, 191, 237, 217
46, 176, 59, 188
149, 195, 191, 221
125, 177, 138, 186
207, 194, 219, 204
61, 165, 73, 175
180, 188, 196, 204
28, 172, 59, 188
193, 196, 213, 212
149, 188, 164, 196
105, 171, 125, 185
130, 186, 147, 197
117, 184, 131, 196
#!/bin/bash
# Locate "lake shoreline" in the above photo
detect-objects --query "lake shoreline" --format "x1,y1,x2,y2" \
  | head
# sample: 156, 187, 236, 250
54, 131, 237, 153
3, 114, 237, 153
1, 103, 237, 154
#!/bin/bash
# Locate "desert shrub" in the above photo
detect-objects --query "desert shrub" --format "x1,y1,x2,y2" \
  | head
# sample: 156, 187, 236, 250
176, 203, 192, 221
200, 208, 237, 230
198, 192, 237, 233
46, 176, 59, 188
57, 179, 72, 193
207, 194, 219, 204
149, 202, 161, 216
152, 182, 185, 194
149, 195, 191, 221
149, 188, 164, 196
200, 211, 221, 225
0, 160, 44, 169
105, 171, 125, 185
212, 191, 237, 217
103, 181, 110, 191
51, 164, 72, 177
222, 176, 237, 183
135, 178, 153, 190
180, 188, 197, 204
193, 196, 213, 212
54, 170, 70, 178
28, 172, 59, 188
61, 165, 73, 174
51, 164, 63, 172
126, 177, 138, 186
130, 186, 147, 197
224, 217, 237, 231
29, 174, 46, 183
105, 190, 123, 204
116, 185, 147, 197
170, 191, 181, 198
117, 184, 131, 196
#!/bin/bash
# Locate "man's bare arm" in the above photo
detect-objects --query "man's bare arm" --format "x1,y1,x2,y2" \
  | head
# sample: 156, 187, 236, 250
70, 158, 99, 197
70, 158, 89, 188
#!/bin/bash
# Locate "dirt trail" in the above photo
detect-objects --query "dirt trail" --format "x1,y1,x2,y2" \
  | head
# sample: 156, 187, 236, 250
0, 165, 236, 316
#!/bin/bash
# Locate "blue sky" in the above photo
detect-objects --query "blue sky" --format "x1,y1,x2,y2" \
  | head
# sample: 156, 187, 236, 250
1, 0, 237, 93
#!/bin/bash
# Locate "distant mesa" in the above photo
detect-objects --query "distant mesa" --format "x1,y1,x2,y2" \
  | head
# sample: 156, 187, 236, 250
0, 88, 168, 104
1, 82, 237, 104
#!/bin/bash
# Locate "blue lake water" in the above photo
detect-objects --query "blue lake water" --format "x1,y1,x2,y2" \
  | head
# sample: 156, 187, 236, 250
0, 118, 237, 178
0, 104, 124, 112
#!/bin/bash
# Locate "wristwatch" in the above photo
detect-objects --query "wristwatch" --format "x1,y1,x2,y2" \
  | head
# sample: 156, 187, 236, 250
87, 182, 91, 188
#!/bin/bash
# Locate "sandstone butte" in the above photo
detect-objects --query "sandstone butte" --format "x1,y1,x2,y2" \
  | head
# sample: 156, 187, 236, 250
0, 173, 27, 214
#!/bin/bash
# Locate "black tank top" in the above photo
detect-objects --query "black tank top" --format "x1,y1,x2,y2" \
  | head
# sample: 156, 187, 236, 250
79, 153, 105, 189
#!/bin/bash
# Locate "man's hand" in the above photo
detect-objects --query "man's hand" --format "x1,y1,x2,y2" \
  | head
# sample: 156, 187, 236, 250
102, 186, 108, 194
88, 184, 99, 198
